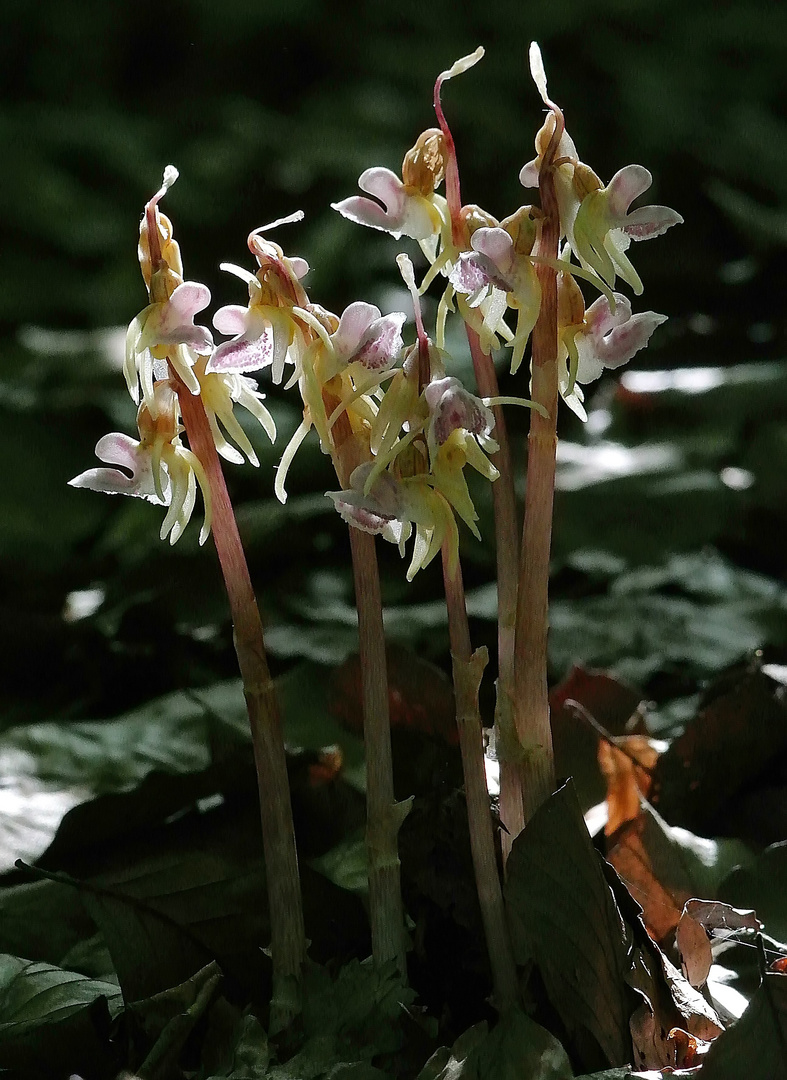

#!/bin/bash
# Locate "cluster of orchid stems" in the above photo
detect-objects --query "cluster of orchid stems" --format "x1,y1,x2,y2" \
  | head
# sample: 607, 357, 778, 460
70, 43, 681, 1020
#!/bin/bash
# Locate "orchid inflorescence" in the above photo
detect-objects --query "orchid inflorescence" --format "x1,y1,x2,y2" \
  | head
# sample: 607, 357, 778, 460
71, 44, 680, 576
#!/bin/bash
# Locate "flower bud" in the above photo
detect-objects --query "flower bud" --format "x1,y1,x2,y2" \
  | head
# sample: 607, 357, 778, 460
402, 128, 447, 196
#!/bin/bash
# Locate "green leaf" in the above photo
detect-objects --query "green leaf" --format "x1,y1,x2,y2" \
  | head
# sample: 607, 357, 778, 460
505, 781, 631, 1071
0, 953, 121, 1076
416, 1012, 572, 1080
133, 962, 223, 1080
701, 972, 787, 1080
416, 1023, 487, 1080
0, 680, 249, 872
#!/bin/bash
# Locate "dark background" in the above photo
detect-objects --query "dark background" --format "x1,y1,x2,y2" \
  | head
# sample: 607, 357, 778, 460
3, 0, 787, 728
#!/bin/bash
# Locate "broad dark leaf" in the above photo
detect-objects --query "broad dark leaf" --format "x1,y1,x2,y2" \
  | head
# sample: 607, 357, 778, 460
701, 971, 787, 1080
416, 1010, 572, 1080
0, 953, 121, 1076
505, 781, 631, 1071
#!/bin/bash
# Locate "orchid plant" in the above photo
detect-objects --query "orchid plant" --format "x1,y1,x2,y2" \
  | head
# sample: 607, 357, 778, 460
70, 42, 681, 1023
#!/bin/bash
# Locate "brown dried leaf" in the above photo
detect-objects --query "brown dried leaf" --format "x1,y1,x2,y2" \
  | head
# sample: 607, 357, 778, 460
676, 912, 712, 989
606, 813, 687, 942
676, 899, 760, 989
599, 735, 660, 835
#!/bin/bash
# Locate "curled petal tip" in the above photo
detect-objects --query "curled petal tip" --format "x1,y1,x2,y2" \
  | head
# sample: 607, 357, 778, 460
440, 46, 485, 82
151, 165, 179, 205
249, 211, 305, 238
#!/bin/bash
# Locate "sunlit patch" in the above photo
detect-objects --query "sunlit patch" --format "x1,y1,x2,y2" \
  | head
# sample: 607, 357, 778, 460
620, 367, 727, 394
706, 965, 750, 1021
556, 440, 680, 490
62, 586, 105, 622
720, 466, 754, 491
19, 325, 127, 370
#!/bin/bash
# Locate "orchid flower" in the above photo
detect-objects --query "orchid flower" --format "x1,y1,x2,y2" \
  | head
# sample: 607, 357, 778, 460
571, 292, 667, 386
273, 298, 407, 503
209, 213, 311, 384
327, 462, 460, 581
193, 357, 277, 467
450, 224, 541, 372
124, 168, 213, 417
571, 165, 684, 294
125, 280, 213, 414
555, 264, 667, 418
70, 382, 212, 544
332, 127, 451, 249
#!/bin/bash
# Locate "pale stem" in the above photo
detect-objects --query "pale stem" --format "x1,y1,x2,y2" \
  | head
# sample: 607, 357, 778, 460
441, 543, 519, 1011
465, 326, 524, 860
326, 398, 407, 979
513, 122, 561, 823
175, 377, 306, 1029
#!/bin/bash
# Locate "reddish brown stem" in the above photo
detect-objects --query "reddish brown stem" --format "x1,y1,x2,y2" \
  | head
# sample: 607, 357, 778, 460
513, 121, 562, 823
441, 545, 518, 1011
175, 379, 306, 1028
435, 65, 526, 855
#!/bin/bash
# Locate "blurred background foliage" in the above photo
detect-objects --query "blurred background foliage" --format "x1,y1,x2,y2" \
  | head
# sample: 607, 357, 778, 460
2, 0, 787, 728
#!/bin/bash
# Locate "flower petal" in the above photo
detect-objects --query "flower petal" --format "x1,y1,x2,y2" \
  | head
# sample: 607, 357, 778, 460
583, 293, 632, 339
595, 311, 668, 370
622, 204, 684, 240
606, 165, 653, 218
332, 167, 438, 240
332, 301, 381, 360
69, 433, 162, 501
288, 257, 310, 279
471, 227, 515, 272
353, 312, 406, 371
209, 331, 274, 373
425, 376, 494, 446
213, 304, 248, 336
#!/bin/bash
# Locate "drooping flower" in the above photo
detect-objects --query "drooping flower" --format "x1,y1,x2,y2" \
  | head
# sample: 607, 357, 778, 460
209, 214, 311, 384
332, 127, 449, 244
69, 382, 212, 544
571, 292, 667, 385
450, 224, 541, 372
125, 280, 213, 413
327, 463, 460, 580
571, 165, 684, 294
193, 357, 276, 467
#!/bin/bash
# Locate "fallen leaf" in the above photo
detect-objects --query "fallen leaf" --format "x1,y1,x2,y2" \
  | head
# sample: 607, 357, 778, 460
676, 912, 712, 989
606, 802, 755, 944
599, 735, 660, 835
